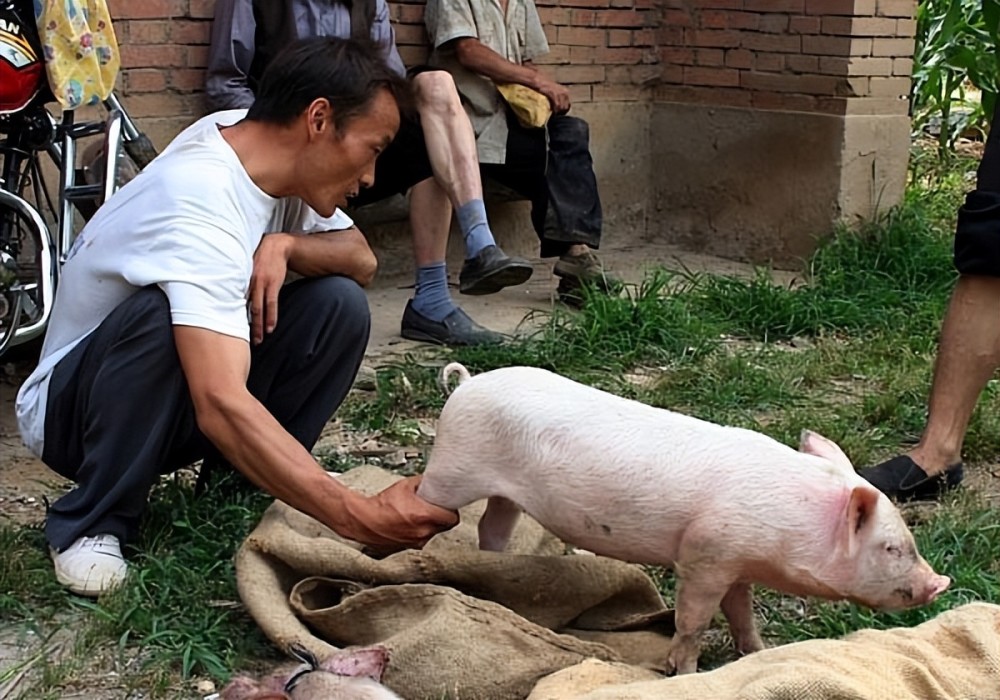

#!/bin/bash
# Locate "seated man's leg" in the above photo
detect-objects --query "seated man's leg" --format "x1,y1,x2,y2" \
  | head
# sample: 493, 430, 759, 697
481, 112, 615, 305
409, 70, 533, 299
43, 288, 203, 596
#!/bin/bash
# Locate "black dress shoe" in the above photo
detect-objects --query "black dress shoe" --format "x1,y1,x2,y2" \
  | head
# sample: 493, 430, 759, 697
400, 301, 505, 346
459, 245, 533, 296
858, 455, 964, 503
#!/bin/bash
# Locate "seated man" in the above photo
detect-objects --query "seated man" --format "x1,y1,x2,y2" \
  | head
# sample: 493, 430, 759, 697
424, 0, 614, 304
206, 0, 533, 346
15, 38, 458, 597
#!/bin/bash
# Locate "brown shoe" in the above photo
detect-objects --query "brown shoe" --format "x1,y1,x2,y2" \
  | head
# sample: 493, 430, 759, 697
553, 251, 621, 292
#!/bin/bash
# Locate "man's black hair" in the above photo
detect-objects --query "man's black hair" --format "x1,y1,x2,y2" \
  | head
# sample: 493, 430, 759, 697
247, 36, 411, 129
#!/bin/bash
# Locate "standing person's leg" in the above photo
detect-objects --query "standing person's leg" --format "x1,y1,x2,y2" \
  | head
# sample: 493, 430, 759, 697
860, 101, 1000, 501
409, 70, 533, 297
42, 288, 203, 595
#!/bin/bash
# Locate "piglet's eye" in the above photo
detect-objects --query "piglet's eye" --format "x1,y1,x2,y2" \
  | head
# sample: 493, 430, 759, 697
886, 544, 902, 556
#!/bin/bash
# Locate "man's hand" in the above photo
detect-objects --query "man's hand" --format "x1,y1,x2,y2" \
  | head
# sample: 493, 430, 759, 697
536, 79, 571, 114
250, 233, 293, 344
341, 475, 460, 551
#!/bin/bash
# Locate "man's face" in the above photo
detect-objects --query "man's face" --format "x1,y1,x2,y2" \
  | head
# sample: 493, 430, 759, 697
300, 88, 400, 217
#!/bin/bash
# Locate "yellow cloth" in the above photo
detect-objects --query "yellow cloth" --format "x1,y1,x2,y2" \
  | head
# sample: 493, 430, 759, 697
35, 0, 120, 109
497, 82, 552, 129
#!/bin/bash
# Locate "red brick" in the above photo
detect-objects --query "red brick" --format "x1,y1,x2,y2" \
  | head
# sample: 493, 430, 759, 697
120, 44, 186, 69
786, 54, 819, 73
660, 47, 695, 65
686, 29, 741, 48
397, 45, 429, 67
127, 20, 170, 44
850, 17, 898, 35
568, 83, 592, 103
751, 91, 819, 112
556, 26, 606, 47
633, 28, 656, 46
868, 76, 911, 97
745, 0, 803, 10
802, 36, 872, 56
592, 83, 644, 100
725, 48, 753, 69
553, 65, 606, 83
694, 48, 725, 66
892, 57, 913, 76
683, 65, 740, 87
608, 29, 632, 47
187, 0, 216, 19
170, 68, 206, 92
741, 71, 841, 94
596, 9, 647, 28
805, 0, 856, 14
570, 46, 596, 64
597, 47, 644, 64
877, 0, 915, 17
186, 45, 210, 68
394, 4, 426, 22
663, 9, 694, 27
741, 33, 800, 53
871, 37, 915, 56
896, 18, 917, 37
125, 69, 167, 93
171, 20, 211, 45
571, 9, 598, 27
108, 0, 184, 19
537, 7, 571, 25
788, 15, 821, 34
758, 14, 790, 33
754, 52, 785, 71
393, 24, 428, 45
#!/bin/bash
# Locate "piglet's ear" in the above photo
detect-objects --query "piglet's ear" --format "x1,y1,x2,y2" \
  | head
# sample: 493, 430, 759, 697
799, 430, 854, 470
319, 645, 390, 681
845, 485, 880, 554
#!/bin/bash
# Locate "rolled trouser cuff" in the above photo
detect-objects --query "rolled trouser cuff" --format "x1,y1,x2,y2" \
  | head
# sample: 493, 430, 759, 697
954, 190, 1000, 277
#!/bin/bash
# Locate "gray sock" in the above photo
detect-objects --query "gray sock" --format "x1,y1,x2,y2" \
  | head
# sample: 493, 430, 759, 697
456, 199, 496, 259
411, 262, 456, 322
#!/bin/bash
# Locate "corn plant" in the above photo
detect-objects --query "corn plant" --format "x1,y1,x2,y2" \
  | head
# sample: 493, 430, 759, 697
911, 0, 1000, 154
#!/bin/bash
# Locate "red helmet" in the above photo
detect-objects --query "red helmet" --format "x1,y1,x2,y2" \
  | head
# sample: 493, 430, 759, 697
0, 3, 45, 115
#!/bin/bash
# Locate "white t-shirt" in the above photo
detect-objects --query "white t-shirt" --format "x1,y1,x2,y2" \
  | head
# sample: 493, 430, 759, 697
15, 109, 354, 457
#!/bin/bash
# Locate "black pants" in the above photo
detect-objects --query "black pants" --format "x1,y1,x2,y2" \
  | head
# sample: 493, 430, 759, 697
42, 276, 370, 551
481, 112, 603, 258
955, 99, 1000, 277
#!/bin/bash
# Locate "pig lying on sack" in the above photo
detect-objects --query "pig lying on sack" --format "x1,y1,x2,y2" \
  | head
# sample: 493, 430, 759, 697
218, 644, 401, 700
417, 364, 951, 675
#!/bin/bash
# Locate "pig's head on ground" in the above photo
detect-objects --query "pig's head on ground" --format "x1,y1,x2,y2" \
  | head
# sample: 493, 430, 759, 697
219, 645, 398, 700
799, 431, 950, 611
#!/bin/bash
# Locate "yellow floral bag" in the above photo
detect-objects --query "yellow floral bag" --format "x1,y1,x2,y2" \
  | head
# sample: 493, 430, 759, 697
34, 0, 120, 109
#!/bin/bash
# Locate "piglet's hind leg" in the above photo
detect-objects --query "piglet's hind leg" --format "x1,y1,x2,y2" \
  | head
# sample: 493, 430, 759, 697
478, 496, 522, 551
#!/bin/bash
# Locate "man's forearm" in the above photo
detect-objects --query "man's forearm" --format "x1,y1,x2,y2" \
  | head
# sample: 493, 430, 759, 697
453, 38, 542, 88
197, 388, 370, 539
281, 229, 378, 286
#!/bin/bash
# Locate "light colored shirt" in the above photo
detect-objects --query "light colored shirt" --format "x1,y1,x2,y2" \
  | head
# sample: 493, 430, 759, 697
15, 109, 353, 457
206, 0, 406, 111
425, 0, 549, 164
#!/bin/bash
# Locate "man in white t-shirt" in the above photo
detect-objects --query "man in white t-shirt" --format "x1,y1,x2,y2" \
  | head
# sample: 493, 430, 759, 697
15, 37, 458, 597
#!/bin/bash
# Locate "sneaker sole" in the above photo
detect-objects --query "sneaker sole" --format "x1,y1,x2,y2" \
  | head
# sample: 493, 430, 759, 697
460, 263, 534, 296
51, 556, 127, 597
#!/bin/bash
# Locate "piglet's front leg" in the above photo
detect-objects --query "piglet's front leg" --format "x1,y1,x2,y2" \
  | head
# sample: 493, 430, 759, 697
720, 582, 765, 656
665, 577, 731, 675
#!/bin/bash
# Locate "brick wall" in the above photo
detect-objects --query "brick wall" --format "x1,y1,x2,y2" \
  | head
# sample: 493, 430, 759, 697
106, 0, 662, 146
656, 0, 916, 115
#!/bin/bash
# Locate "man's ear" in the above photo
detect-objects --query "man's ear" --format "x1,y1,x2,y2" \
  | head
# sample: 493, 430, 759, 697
305, 97, 334, 141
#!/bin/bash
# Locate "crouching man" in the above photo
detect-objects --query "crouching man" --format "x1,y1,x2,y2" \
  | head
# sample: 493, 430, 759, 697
15, 37, 458, 597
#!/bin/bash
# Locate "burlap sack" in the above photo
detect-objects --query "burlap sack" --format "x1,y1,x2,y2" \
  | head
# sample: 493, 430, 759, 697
235, 466, 674, 700
529, 602, 1000, 700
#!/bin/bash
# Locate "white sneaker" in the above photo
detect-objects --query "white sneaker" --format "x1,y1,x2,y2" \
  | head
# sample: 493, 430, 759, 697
50, 534, 128, 597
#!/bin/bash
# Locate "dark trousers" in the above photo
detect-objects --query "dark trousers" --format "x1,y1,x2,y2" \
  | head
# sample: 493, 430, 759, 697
955, 99, 1000, 277
481, 112, 603, 258
42, 276, 370, 551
